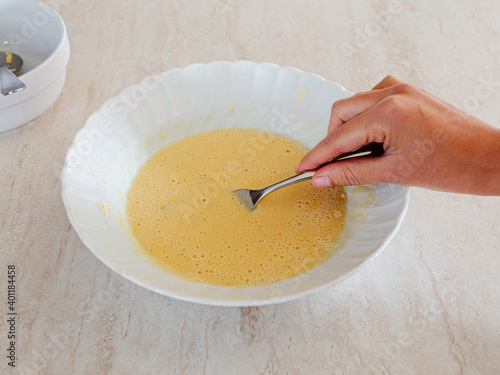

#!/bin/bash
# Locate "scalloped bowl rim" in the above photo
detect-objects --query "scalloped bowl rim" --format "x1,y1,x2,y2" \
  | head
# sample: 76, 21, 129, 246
61, 61, 410, 306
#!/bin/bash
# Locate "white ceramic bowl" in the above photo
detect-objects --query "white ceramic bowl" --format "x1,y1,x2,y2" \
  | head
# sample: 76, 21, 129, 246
61, 62, 410, 306
0, 0, 70, 133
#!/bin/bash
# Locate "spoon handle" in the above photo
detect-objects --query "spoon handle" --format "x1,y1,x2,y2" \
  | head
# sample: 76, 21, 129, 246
259, 142, 385, 196
0, 67, 26, 96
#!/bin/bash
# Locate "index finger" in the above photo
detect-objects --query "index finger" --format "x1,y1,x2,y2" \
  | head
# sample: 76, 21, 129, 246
328, 77, 407, 135
296, 102, 389, 173
371, 75, 405, 90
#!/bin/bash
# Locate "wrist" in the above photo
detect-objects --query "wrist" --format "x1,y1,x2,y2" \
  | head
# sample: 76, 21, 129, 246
471, 125, 500, 195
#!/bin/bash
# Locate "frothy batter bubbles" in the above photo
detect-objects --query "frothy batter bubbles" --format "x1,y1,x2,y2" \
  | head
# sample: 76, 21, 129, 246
126, 128, 346, 287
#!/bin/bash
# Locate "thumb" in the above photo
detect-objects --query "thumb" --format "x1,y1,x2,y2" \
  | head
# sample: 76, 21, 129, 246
310, 156, 393, 188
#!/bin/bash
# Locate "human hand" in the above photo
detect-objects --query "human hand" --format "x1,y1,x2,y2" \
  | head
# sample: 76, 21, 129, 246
295, 76, 500, 195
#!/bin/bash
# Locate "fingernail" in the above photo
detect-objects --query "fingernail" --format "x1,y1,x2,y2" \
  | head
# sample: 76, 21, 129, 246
295, 162, 301, 172
312, 176, 331, 189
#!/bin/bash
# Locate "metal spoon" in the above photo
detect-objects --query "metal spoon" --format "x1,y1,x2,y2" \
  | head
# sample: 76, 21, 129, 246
0, 51, 26, 96
233, 142, 385, 211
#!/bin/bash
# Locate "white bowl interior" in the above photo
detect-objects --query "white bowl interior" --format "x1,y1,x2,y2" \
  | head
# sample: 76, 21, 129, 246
62, 62, 410, 306
0, 0, 63, 75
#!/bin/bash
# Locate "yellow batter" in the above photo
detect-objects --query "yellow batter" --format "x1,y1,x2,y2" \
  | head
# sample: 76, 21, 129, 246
126, 128, 346, 287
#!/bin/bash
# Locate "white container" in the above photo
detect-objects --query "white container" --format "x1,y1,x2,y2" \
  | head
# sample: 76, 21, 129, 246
62, 62, 410, 306
0, 0, 70, 133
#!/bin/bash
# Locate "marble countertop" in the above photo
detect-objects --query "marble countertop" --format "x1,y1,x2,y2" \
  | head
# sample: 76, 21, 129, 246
1, 0, 500, 374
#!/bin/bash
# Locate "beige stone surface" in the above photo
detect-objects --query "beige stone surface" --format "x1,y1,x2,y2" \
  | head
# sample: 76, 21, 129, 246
1, 0, 500, 374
